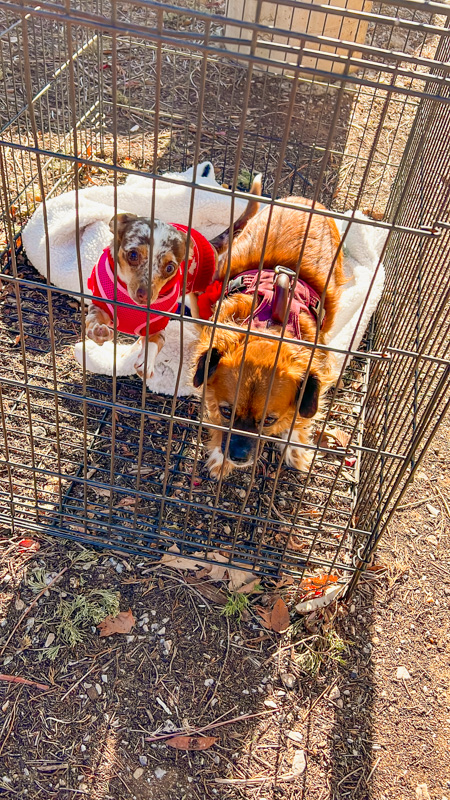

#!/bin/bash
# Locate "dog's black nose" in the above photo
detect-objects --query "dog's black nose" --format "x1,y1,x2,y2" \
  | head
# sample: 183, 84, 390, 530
228, 433, 253, 464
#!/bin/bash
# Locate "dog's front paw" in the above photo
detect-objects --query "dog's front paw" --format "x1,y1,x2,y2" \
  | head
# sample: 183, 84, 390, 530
284, 444, 313, 472
133, 341, 158, 381
87, 323, 113, 345
206, 447, 234, 480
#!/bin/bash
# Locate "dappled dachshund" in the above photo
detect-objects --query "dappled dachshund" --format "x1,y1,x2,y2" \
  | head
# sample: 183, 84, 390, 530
85, 215, 217, 379
85, 183, 261, 380
193, 194, 346, 479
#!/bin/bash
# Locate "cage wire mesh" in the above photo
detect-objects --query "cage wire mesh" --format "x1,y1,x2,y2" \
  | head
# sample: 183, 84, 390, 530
0, 0, 449, 596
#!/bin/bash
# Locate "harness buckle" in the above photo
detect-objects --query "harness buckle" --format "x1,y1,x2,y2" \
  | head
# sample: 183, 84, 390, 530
274, 264, 297, 284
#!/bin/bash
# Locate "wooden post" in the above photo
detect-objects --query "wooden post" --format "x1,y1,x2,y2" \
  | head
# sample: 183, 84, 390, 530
225, 0, 372, 77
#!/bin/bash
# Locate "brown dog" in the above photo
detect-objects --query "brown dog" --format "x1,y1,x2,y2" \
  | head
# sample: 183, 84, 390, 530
193, 195, 346, 478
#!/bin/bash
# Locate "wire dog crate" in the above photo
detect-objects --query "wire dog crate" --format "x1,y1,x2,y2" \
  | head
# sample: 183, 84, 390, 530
0, 0, 449, 596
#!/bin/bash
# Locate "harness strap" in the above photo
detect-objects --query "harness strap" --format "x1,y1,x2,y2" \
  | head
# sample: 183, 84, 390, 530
225, 268, 324, 337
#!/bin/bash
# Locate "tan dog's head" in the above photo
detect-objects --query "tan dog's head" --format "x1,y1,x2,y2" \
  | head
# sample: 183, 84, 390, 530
109, 214, 192, 305
193, 329, 325, 467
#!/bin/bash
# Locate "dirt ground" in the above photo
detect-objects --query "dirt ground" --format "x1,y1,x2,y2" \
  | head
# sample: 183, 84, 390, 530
0, 412, 448, 800
0, 3, 449, 798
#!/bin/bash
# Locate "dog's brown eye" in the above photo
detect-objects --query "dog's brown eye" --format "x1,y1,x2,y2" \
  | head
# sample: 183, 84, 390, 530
166, 262, 176, 275
220, 405, 232, 420
264, 414, 278, 427
127, 249, 139, 264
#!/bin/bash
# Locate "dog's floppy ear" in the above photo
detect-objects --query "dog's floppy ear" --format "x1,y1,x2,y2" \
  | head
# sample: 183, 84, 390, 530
296, 373, 321, 418
109, 213, 138, 242
193, 347, 222, 388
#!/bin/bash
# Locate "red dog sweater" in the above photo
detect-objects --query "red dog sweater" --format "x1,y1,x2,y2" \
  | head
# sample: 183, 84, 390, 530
87, 224, 216, 336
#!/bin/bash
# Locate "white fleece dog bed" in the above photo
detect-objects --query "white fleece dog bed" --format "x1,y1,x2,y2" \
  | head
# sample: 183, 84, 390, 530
22, 162, 247, 295
22, 163, 386, 396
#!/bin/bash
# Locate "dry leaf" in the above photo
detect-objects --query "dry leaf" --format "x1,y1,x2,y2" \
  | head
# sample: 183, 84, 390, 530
98, 609, 135, 637
235, 577, 260, 595
271, 598, 290, 633
184, 576, 228, 605
116, 497, 136, 508
295, 585, 342, 614
18, 538, 40, 552
255, 606, 273, 629
96, 488, 112, 498
166, 735, 217, 750
160, 545, 206, 572
333, 429, 351, 448
300, 574, 338, 592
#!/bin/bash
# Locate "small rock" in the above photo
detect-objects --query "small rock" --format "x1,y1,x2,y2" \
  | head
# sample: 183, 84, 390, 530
291, 749, 306, 775
396, 666, 411, 680
44, 633, 55, 648
95, 683, 102, 695
162, 719, 177, 733
416, 785, 431, 800
80, 744, 86, 752
329, 686, 340, 701
133, 768, 144, 780
336, 698, 344, 709
1, 701, 9, 713
101, 674, 108, 683
15, 598, 25, 612
130, 124, 140, 132
33, 425, 46, 437
157, 627, 166, 635
3, 656, 13, 666
139, 756, 148, 767
426, 504, 440, 517
115, 564, 123, 574
204, 678, 214, 687
286, 730, 303, 743
86, 685, 100, 701
264, 699, 278, 709
280, 672, 296, 690
154, 768, 167, 780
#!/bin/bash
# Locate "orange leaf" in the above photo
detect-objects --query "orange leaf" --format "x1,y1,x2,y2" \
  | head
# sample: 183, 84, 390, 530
18, 538, 40, 552
271, 598, 290, 633
333, 429, 351, 448
300, 574, 338, 591
166, 736, 217, 750
97, 609, 135, 637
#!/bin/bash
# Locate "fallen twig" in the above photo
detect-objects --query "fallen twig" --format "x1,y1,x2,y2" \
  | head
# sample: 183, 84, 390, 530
397, 496, 433, 511
0, 566, 68, 657
431, 482, 450, 518
145, 708, 275, 743
302, 678, 338, 723
60, 662, 98, 702
0, 673, 49, 691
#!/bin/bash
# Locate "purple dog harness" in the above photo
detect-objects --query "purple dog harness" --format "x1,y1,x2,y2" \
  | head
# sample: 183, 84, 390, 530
225, 266, 324, 338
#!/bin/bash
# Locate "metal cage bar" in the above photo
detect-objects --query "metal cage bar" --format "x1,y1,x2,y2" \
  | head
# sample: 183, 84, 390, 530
0, 0, 449, 594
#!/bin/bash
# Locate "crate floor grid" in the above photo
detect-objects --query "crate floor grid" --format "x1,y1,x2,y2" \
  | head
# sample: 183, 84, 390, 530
0, 260, 371, 579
